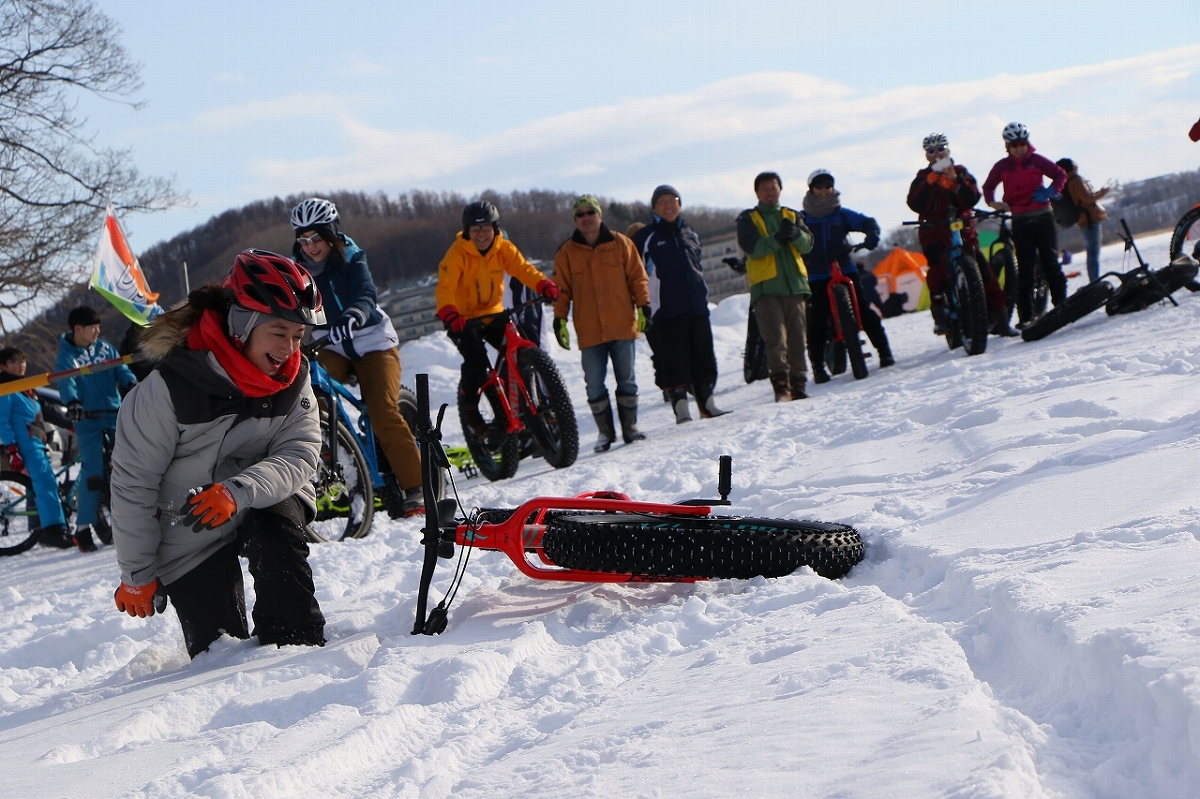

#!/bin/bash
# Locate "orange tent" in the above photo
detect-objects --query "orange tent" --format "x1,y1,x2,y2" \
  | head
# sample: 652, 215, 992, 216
872, 248, 929, 312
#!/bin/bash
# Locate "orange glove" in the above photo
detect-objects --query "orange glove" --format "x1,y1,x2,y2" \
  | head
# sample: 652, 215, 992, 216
114, 579, 161, 618
185, 483, 237, 532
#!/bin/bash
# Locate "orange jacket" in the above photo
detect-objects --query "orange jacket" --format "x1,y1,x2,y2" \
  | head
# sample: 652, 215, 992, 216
552, 226, 649, 349
436, 232, 547, 319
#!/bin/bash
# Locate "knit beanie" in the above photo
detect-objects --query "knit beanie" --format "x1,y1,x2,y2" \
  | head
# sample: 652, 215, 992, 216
651, 185, 680, 207
572, 195, 603, 217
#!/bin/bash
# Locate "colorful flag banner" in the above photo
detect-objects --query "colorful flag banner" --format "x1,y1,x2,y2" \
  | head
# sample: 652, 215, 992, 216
89, 203, 163, 326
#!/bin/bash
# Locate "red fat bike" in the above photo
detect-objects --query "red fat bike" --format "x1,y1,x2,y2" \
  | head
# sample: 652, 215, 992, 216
825, 243, 871, 380
409, 375, 864, 635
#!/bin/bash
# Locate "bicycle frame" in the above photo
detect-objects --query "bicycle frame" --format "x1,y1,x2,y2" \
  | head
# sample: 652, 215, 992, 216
307, 355, 386, 491
466, 300, 551, 435
825, 244, 868, 345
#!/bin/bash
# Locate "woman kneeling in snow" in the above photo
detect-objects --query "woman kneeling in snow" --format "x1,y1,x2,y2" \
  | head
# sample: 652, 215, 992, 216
110, 250, 327, 659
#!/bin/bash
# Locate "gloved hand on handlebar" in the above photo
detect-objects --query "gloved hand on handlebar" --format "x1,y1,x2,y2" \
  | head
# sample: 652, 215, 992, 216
1031, 186, 1061, 203
774, 218, 798, 243
327, 310, 364, 345
553, 318, 570, 350
437, 305, 468, 333
536, 279, 560, 301
863, 233, 880, 251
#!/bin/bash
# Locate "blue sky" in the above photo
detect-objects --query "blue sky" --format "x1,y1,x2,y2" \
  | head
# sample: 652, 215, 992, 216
87, 0, 1200, 253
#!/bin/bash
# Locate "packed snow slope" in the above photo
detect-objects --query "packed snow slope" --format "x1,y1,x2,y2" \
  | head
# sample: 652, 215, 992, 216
1, 233, 1198, 799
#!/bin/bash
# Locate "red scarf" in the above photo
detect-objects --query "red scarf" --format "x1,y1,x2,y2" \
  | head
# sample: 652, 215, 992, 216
186, 309, 300, 397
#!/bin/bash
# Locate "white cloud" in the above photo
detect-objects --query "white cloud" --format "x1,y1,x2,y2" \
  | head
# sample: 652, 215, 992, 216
223, 45, 1198, 233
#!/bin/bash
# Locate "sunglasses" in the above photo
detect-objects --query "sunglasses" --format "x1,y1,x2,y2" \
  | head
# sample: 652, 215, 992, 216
925, 146, 948, 155
296, 233, 325, 247
574, 209, 598, 218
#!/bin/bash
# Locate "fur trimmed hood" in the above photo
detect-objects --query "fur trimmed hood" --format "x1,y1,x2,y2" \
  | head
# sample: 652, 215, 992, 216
138, 285, 234, 364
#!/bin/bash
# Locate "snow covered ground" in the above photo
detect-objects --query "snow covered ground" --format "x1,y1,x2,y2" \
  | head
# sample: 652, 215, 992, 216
1, 232, 1197, 798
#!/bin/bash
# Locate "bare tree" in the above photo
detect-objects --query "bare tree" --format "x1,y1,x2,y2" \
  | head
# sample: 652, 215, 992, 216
0, 0, 183, 332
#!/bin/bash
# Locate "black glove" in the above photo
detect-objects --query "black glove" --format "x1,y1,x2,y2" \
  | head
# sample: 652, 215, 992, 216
66, 401, 84, 422
327, 315, 360, 345
775, 218, 798, 243
864, 234, 880, 251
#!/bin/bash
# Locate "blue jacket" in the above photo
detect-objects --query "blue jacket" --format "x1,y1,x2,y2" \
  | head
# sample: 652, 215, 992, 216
0, 377, 41, 447
630, 216, 709, 322
54, 335, 136, 411
798, 207, 881, 281
303, 235, 384, 331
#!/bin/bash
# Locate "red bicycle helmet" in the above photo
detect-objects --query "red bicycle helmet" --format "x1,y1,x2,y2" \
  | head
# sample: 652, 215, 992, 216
224, 249, 326, 325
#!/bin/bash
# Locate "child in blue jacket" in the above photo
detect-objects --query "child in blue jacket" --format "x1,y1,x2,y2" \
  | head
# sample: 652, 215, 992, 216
0, 347, 72, 548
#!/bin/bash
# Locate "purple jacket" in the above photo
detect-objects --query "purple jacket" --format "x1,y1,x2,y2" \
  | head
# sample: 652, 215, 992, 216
981, 145, 1066, 215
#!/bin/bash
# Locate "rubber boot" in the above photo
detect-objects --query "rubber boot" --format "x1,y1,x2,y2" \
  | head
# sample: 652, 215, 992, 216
666, 386, 692, 424
74, 524, 97, 553
789, 373, 808, 400
768, 373, 792, 402
989, 307, 1019, 337
589, 394, 616, 453
694, 383, 727, 419
39, 523, 74, 549
615, 394, 646, 443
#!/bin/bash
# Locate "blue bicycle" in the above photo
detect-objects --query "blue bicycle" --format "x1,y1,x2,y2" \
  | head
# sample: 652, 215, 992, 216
305, 341, 445, 542
904, 213, 989, 356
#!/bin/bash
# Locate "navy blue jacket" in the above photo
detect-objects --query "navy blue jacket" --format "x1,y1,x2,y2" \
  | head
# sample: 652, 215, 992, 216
630, 217, 709, 323
798, 208, 881, 281
297, 234, 384, 331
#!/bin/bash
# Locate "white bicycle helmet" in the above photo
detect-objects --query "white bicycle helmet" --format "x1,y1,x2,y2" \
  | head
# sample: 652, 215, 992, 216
290, 197, 340, 231
1002, 122, 1029, 143
922, 132, 949, 152
807, 168, 835, 187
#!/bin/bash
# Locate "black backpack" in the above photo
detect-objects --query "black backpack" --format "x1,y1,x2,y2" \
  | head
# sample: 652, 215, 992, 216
1051, 177, 1082, 228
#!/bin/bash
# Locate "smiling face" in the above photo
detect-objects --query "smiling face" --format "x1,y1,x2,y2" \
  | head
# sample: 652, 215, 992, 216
1, 356, 26, 376
73, 323, 101, 347
653, 194, 681, 223
573, 207, 602, 241
469, 223, 496, 252
242, 318, 307, 376
297, 229, 333, 262
755, 178, 782, 206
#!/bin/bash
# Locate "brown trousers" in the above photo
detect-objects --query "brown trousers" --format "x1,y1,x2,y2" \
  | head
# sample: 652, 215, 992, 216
753, 294, 809, 379
317, 347, 422, 491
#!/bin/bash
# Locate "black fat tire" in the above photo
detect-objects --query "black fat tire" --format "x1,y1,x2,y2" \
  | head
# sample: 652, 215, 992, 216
541, 513, 864, 580
1170, 206, 1200, 261
1032, 259, 1050, 321
1107, 260, 1200, 315
953, 255, 989, 356
832, 285, 868, 379
0, 471, 39, 555
516, 347, 578, 469
309, 419, 374, 542
459, 382, 520, 482
1021, 280, 1115, 341
397, 385, 446, 501
743, 307, 769, 383
824, 317, 847, 375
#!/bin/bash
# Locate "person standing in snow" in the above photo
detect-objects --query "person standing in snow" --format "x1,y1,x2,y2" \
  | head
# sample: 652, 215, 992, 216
437, 201, 560, 441
906, 133, 1015, 339
982, 123, 1069, 328
290, 198, 423, 519
736, 172, 814, 402
110, 250, 327, 659
54, 305, 138, 552
1055, 158, 1111, 283
630, 185, 725, 423
0, 347, 73, 549
552, 195, 651, 452
798, 169, 894, 383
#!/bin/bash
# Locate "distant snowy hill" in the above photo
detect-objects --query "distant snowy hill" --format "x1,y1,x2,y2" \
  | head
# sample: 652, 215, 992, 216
2, 232, 1197, 798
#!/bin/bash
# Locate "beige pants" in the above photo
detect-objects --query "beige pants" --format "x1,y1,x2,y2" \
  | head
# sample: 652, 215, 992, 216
318, 347, 422, 491
753, 294, 809, 379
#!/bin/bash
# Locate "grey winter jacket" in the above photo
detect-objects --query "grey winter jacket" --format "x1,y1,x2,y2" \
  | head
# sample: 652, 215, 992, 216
111, 347, 320, 586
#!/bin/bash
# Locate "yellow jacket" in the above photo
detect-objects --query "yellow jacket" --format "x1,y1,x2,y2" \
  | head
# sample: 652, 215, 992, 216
436, 232, 548, 318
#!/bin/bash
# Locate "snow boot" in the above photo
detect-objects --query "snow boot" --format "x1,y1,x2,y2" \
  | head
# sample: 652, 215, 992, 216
666, 386, 692, 423
789, 374, 808, 400
694, 383, 727, 419
589, 394, 616, 453
402, 486, 425, 518
769, 372, 792, 403
615, 394, 646, 443
878, 346, 896, 367
39, 523, 74, 549
812, 363, 831, 384
74, 524, 97, 553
